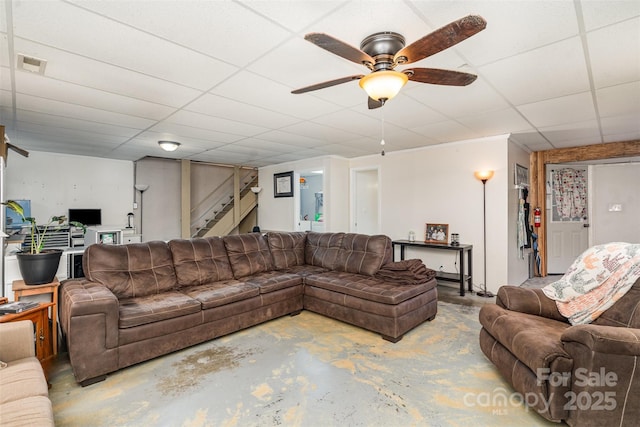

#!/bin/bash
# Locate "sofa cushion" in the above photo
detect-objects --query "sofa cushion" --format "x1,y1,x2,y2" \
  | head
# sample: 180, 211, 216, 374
84, 241, 177, 299
245, 271, 303, 294
334, 233, 392, 276
305, 232, 345, 270
0, 358, 49, 404
305, 271, 435, 305
267, 231, 307, 269
169, 237, 234, 286
479, 304, 571, 373
0, 395, 54, 427
118, 291, 202, 328
181, 280, 260, 309
223, 234, 274, 279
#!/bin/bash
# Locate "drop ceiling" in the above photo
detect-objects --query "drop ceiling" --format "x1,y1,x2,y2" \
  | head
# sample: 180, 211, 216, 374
1, 0, 639, 167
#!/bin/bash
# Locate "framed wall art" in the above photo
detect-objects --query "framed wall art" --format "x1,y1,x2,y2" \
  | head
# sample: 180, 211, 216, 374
515, 163, 529, 188
274, 171, 294, 198
425, 223, 449, 244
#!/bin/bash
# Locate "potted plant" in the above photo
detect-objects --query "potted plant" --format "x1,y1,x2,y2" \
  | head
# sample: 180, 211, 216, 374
3, 200, 85, 285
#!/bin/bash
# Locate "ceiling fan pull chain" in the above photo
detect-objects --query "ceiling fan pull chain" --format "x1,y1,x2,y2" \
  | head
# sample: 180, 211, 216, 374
380, 106, 386, 156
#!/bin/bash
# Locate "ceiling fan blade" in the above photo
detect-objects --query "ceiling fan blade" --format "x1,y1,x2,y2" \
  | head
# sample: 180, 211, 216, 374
368, 97, 383, 110
394, 15, 487, 65
291, 75, 364, 94
305, 33, 374, 67
406, 68, 478, 86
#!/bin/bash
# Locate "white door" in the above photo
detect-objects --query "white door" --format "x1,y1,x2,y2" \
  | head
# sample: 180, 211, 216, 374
352, 168, 379, 234
546, 165, 589, 274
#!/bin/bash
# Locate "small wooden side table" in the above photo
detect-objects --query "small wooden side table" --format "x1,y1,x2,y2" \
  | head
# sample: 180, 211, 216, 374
12, 277, 60, 355
0, 302, 55, 362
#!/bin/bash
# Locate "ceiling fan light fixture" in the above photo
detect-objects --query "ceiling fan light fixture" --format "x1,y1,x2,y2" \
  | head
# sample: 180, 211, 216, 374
158, 140, 181, 152
359, 70, 408, 101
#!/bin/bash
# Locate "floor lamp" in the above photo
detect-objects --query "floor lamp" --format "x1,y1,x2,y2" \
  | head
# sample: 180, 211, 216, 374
474, 170, 494, 298
135, 184, 149, 236
251, 186, 262, 231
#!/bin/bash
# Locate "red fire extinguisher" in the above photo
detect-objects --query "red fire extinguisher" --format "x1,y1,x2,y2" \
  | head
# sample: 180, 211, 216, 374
534, 207, 541, 228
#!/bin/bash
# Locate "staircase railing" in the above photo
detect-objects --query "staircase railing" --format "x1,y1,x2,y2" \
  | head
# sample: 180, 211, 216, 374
190, 169, 258, 237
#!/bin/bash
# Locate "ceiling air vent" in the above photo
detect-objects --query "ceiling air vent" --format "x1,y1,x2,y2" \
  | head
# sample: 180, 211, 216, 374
17, 54, 47, 75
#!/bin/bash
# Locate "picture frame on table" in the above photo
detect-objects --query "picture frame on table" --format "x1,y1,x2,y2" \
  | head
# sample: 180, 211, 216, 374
274, 171, 294, 198
425, 223, 449, 244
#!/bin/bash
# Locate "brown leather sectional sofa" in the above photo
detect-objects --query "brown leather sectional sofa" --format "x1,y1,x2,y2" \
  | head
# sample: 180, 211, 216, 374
479, 279, 640, 426
59, 231, 438, 386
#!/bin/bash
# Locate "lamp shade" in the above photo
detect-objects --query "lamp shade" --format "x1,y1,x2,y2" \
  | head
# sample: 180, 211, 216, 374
158, 140, 180, 152
359, 70, 408, 101
135, 184, 149, 192
474, 170, 495, 182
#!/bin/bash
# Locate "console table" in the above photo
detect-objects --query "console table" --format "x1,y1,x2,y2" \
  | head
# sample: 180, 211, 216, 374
392, 240, 473, 296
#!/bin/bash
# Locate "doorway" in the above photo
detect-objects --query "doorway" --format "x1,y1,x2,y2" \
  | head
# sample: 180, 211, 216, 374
297, 170, 324, 232
546, 164, 589, 273
351, 167, 380, 235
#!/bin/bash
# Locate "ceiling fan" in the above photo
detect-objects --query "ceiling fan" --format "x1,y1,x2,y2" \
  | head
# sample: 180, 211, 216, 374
291, 15, 487, 109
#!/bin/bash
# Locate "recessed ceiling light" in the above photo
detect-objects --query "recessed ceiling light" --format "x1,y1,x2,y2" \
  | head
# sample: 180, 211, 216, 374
17, 54, 47, 75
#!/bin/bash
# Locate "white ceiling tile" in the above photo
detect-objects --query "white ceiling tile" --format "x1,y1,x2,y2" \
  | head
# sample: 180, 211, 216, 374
186, 93, 299, 129
165, 110, 268, 138
16, 93, 156, 129
147, 121, 241, 145
13, 0, 238, 90
406, 78, 509, 118
13, 39, 203, 106
457, 108, 533, 136
248, 37, 364, 93
72, 0, 291, 67
311, 109, 380, 137
509, 132, 554, 151
539, 120, 602, 144
374, 95, 448, 129
13, 109, 141, 138
588, 17, 640, 88
211, 71, 338, 120
239, 1, 344, 33
597, 81, 640, 118
517, 92, 596, 128
409, 1, 579, 66
14, 71, 175, 120
255, 130, 328, 149
410, 120, 476, 143
601, 114, 640, 137
480, 37, 590, 105
580, 0, 640, 31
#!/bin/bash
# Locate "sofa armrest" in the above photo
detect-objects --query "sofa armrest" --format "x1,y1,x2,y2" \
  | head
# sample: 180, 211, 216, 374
496, 285, 568, 322
0, 320, 35, 362
562, 325, 640, 356
59, 279, 120, 384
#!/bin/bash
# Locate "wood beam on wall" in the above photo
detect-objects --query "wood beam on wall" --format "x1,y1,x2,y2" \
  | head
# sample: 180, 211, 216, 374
529, 140, 640, 276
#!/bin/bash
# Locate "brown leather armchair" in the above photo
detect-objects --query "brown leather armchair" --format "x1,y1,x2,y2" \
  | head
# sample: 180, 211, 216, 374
479, 278, 640, 426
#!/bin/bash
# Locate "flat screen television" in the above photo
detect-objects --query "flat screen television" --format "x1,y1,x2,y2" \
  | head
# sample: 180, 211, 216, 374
68, 209, 102, 226
5, 199, 31, 230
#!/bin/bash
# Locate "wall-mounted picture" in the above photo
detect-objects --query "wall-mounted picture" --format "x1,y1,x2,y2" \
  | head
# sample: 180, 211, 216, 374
274, 171, 294, 198
515, 163, 529, 188
425, 223, 449, 244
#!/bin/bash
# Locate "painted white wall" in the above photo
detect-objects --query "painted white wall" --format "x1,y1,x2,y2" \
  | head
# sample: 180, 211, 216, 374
135, 158, 181, 242
258, 156, 349, 232
346, 135, 510, 294
507, 141, 532, 285
591, 162, 640, 245
5, 151, 133, 227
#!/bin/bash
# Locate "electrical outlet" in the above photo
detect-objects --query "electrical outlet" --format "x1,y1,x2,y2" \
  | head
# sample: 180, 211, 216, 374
133, 202, 138, 209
